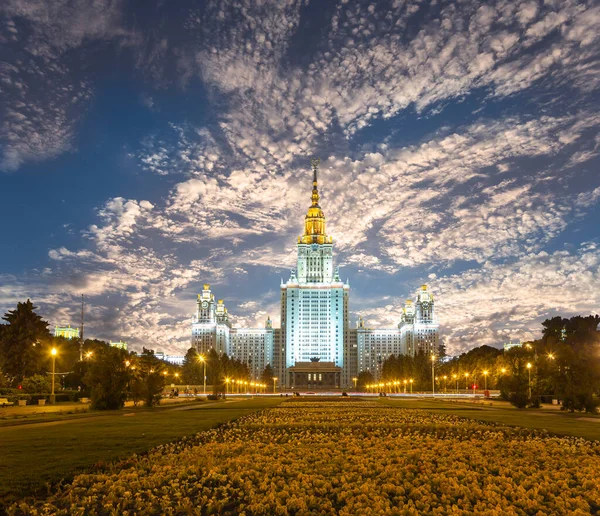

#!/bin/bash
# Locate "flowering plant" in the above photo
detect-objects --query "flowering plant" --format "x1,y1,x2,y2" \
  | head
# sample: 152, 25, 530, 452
10, 402, 600, 515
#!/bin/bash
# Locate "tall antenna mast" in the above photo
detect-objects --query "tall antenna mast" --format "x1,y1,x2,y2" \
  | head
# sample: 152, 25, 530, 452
80, 294, 84, 361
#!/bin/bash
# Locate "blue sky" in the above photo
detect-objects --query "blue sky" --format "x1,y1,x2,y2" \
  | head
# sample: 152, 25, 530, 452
1, 0, 599, 355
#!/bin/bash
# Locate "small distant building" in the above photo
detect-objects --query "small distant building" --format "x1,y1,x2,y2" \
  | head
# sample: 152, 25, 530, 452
503, 340, 522, 352
155, 352, 185, 366
110, 340, 128, 350
54, 325, 80, 339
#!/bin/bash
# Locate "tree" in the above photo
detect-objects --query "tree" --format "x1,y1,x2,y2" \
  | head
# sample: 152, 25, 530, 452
182, 347, 203, 385
206, 349, 223, 395
260, 364, 275, 386
356, 370, 374, 391
0, 300, 51, 386
501, 348, 531, 408
84, 346, 130, 410
131, 348, 167, 407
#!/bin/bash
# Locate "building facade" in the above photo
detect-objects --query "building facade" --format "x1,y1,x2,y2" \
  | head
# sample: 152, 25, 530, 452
191, 162, 440, 387
54, 325, 80, 339
110, 340, 128, 350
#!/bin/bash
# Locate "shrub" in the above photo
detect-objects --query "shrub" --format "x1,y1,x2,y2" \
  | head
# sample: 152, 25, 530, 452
508, 391, 528, 408
207, 394, 219, 400
562, 392, 600, 413
21, 375, 51, 394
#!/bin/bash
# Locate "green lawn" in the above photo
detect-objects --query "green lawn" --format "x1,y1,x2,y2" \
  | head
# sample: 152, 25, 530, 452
0, 397, 282, 508
381, 397, 600, 441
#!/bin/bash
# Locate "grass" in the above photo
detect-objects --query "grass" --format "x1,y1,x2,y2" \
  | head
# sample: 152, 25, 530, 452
0, 397, 283, 508
381, 397, 600, 441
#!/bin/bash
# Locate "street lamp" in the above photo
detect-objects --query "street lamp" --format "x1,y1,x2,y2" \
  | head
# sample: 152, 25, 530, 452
483, 370, 488, 391
403, 379, 407, 393
453, 374, 458, 393
225, 377, 230, 395
464, 372, 469, 390
443, 375, 447, 393
273, 377, 278, 394
352, 377, 358, 390
409, 379, 413, 394
526, 362, 532, 400
198, 354, 207, 395
50, 348, 57, 404
85, 351, 93, 360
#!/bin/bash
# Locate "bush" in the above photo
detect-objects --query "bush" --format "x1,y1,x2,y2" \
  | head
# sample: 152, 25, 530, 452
562, 393, 600, 413
22, 374, 51, 394
0, 387, 20, 396
341, 392, 348, 397
508, 391, 528, 409
207, 394, 220, 400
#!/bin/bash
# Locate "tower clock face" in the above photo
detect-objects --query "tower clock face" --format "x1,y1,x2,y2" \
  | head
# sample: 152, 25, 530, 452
311, 243, 319, 251
202, 301, 208, 309
422, 301, 430, 310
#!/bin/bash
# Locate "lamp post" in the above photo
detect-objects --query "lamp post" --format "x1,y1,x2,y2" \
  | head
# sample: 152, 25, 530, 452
198, 354, 207, 395
443, 375, 447, 393
483, 370, 488, 391
273, 377, 278, 394
409, 379, 413, 394
464, 372, 469, 391
352, 377, 357, 390
50, 348, 57, 404
225, 378, 230, 395
431, 354, 436, 396
453, 374, 458, 393
526, 362, 532, 400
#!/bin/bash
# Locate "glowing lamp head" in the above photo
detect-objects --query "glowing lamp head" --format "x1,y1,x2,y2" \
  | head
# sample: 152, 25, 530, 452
51, 348, 57, 356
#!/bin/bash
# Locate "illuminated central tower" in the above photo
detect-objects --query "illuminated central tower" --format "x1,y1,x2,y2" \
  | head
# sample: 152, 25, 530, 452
280, 159, 349, 384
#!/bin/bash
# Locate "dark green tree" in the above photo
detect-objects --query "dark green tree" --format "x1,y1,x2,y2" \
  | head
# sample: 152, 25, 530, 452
84, 346, 130, 410
356, 370, 374, 391
260, 364, 275, 386
182, 347, 203, 385
134, 348, 167, 407
206, 349, 223, 395
0, 300, 52, 386
501, 348, 531, 408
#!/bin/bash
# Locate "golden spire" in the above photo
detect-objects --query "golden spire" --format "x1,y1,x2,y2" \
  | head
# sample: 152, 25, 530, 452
299, 158, 332, 244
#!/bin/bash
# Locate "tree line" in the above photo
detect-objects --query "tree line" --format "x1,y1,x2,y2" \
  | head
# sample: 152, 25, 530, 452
0, 300, 274, 409
359, 314, 600, 413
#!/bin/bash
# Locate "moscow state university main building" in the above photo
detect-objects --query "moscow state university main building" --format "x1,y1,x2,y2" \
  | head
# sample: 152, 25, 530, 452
192, 162, 439, 389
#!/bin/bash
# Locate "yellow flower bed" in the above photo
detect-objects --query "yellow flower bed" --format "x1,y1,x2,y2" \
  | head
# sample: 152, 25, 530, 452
10, 402, 600, 515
